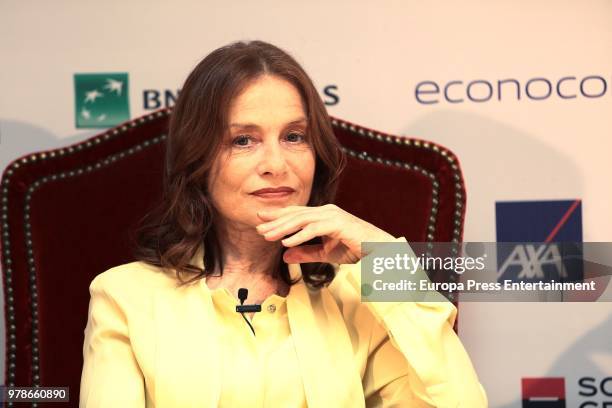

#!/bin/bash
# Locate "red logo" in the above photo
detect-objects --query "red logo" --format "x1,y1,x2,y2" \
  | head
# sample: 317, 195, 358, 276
522, 377, 566, 408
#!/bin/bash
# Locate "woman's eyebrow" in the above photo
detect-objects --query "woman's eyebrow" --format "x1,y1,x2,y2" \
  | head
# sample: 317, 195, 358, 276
229, 123, 259, 131
286, 118, 307, 126
229, 117, 307, 130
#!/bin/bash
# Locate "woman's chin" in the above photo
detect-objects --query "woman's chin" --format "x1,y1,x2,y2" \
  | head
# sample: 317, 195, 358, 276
257, 200, 299, 210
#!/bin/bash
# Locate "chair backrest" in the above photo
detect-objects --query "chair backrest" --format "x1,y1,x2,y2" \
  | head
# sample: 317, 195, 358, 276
0, 109, 465, 403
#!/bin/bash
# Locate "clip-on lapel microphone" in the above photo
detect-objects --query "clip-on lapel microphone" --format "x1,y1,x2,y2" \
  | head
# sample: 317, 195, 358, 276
236, 288, 261, 336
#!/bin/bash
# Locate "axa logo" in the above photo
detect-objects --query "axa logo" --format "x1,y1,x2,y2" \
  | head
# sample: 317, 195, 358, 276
498, 244, 567, 280
522, 377, 566, 408
495, 200, 583, 283
74, 73, 130, 128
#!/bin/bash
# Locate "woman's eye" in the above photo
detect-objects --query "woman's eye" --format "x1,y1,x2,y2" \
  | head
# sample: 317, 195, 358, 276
285, 132, 306, 143
232, 135, 252, 146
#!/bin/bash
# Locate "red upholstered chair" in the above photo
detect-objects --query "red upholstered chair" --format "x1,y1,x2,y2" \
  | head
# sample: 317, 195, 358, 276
0, 109, 466, 406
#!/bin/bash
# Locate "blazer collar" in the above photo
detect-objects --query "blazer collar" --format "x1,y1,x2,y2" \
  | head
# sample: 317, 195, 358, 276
153, 245, 364, 407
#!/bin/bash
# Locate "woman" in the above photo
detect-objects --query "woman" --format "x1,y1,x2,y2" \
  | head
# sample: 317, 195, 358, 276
80, 40, 487, 407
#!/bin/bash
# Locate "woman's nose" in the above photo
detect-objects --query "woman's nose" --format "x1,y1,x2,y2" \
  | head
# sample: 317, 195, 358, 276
258, 142, 288, 175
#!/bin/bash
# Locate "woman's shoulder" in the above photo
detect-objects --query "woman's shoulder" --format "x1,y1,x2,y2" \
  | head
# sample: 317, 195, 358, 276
89, 260, 181, 298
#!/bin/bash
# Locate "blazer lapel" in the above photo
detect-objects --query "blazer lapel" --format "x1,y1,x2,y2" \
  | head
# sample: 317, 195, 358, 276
287, 263, 365, 408
154, 248, 222, 407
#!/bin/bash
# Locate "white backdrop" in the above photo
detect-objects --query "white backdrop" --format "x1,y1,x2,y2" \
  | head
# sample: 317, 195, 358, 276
1, 1, 611, 406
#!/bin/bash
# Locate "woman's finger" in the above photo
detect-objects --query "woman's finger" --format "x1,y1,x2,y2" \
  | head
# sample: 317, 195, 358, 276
257, 205, 337, 234
257, 203, 339, 223
281, 221, 338, 247
256, 207, 317, 233
261, 212, 336, 241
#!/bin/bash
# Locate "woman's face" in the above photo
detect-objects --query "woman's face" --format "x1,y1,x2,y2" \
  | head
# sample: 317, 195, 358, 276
207, 75, 316, 230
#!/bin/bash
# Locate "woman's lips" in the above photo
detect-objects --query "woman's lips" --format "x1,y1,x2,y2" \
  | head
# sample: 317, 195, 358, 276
251, 191, 294, 199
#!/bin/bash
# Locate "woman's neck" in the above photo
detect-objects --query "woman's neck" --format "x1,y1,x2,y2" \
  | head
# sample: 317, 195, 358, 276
206, 221, 289, 301
213, 221, 283, 279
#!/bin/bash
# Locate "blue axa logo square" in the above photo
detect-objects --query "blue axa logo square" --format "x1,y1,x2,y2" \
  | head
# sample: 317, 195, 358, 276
495, 200, 583, 283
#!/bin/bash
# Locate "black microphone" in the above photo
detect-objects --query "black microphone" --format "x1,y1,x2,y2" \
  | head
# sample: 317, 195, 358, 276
238, 288, 248, 304
235, 288, 260, 336
236, 288, 262, 313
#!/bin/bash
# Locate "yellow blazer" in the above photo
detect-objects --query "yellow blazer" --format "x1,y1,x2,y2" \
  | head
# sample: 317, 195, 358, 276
80, 238, 487, 407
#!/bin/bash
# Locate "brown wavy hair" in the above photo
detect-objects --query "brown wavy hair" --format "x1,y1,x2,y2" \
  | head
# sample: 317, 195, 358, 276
133, 40, 346, 288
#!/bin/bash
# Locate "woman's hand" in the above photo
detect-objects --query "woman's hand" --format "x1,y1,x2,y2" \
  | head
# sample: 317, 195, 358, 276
256, 204, 396, 264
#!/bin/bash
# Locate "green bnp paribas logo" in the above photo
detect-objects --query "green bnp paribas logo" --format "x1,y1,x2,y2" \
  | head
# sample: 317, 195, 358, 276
74, 73, 130, 128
